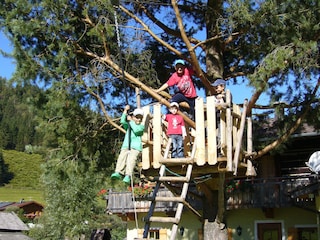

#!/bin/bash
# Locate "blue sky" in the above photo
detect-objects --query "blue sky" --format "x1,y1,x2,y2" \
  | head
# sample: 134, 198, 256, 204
0, 31, 254, 105
0, 32, 15, 79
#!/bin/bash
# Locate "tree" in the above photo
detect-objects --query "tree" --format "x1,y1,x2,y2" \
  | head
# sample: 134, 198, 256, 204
0, 77, 44, 151
1, 0, 319, 239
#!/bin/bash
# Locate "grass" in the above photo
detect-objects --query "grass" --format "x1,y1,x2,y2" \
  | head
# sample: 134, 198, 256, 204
0, 187, 45, 204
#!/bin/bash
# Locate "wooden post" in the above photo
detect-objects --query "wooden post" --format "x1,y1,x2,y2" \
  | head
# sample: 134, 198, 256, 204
233, 99, 248, 175
206, 96, 217, 165
153, 103, 162, 169
226, 90, 233, 171
136, 87, 141, 108
142, 105, 151, 170
195, 98, 206, 166
246, 116, 256, 176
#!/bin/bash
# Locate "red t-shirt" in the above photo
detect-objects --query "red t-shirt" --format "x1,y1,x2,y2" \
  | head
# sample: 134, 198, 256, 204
164, 114, 185, 135
166, 68, 197, 98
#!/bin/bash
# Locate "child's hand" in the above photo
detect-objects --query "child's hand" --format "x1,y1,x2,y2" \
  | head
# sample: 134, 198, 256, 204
124, 105, 130, 111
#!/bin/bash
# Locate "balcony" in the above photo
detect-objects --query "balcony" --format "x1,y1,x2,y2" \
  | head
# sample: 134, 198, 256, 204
226, 174, 319, 211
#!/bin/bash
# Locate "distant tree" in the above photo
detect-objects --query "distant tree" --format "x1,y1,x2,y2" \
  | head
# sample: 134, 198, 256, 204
0, 78, 45, 151
1, 0, 319, 239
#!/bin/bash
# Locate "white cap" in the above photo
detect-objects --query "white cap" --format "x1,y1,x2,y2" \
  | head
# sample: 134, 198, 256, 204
170, 102, 179, 108
133, 108, 144, 116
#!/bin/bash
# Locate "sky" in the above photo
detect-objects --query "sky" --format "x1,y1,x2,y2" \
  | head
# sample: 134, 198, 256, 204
0, 31, 255, 105
0, 32, 15, 79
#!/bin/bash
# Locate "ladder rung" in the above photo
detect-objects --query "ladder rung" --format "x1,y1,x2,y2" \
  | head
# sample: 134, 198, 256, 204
149, 216, 179, 224
149, 176, 189, 182
155, 196, 184, 202
159, 157, 194, 164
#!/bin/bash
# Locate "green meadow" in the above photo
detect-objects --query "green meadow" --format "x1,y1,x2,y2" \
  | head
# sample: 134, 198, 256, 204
0, 187, 45, 204
1, 150, 45, 204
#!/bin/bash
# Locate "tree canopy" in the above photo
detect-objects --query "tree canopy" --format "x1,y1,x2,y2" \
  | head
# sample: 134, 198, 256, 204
1, 0, 320, 239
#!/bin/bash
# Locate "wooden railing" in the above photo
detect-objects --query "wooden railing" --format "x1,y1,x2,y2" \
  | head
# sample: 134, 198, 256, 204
140, 90, 254, 175
226, 175, 319, 210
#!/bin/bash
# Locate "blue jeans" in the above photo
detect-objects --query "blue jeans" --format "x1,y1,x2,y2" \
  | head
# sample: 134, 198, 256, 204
170, 134, 184, 158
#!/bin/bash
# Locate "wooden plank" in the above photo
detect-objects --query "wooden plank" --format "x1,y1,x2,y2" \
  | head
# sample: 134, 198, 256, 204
226, 90, 233, 172
142, 105, 151, 170
206, 96, 217, 165
246, 116, 257, 176
155, 196, 184, 202
232, 104, 240, 149
233, 99, 248, 175
159, 157, 194, 165
149, 216, 179, 224
220, 110, 226, 155
195, 98, 206, 166
152, 103, 162, 169
150, 176, 189, 182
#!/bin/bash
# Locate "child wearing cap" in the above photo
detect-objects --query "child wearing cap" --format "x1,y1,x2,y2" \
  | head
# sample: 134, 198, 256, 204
162, 102, 187, 158
212, 78, 226, 105
111, 105, 145, 184
155, 59, 197, 120
211, 79, 230, 156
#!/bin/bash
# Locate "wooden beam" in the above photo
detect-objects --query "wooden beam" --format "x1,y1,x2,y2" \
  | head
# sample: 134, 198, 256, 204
195, 98, 206, 166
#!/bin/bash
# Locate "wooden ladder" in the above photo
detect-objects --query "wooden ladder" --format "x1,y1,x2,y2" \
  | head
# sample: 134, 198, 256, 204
142, 138, 197, 240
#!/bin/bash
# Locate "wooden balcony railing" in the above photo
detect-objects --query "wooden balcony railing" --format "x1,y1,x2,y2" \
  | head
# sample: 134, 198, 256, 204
226, 175, 319, 210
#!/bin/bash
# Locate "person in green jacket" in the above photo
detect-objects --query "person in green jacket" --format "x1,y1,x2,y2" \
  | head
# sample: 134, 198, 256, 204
111, 105, 145, 184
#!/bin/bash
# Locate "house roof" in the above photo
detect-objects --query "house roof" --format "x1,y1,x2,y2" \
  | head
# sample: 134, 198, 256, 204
0, 202, 14, 209
0, 212, 29, 231
0, 201, 44, 212
6, 201, 44, 209
0, 232, 33, 240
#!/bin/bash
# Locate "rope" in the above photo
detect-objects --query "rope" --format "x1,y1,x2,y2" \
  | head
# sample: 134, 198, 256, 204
165, 166, 213, 184
113, 6, 129, 104
129, 174, 139, 231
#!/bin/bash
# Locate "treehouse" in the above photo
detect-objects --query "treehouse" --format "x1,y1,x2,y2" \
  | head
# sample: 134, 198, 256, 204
124, 90, 254, 239
107, 88, 320, 240
140, 90, 255, 178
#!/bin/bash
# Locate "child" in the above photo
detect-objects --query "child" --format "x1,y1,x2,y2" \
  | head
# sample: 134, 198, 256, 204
111, 105, 145, 184
211, 79, 228, 155
163, 102, 187, 158
155, 59, 197, 120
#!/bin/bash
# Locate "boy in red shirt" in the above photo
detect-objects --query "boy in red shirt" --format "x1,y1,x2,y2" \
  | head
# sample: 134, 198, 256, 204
155, 59, 197, 120
163, 102, 187, 158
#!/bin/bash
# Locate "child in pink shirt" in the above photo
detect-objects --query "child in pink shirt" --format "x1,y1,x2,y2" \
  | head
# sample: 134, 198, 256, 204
155, 59, 197, 120
163, 102, 187, 158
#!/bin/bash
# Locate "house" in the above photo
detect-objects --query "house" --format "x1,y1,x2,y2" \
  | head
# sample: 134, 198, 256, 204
0, 201, 43, 219
225, 130, 320, 239
106, 96, 320, 240
0, 212, 32, 240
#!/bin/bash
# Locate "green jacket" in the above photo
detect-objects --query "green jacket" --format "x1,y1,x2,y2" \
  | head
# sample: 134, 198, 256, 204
120, 113, 145, 151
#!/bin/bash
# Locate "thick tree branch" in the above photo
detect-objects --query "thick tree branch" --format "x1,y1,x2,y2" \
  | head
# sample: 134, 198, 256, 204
171, 0, 212, 91
119, 5, 182, 56
75, 43, 196, 128
134, 1, 202, 48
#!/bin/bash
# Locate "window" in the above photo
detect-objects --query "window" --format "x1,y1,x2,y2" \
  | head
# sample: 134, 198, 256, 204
297, 227, 318, 240
149, 229, 160, 240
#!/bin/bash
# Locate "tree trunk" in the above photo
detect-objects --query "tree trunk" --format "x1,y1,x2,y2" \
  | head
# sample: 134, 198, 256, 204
204, 219, 228, 240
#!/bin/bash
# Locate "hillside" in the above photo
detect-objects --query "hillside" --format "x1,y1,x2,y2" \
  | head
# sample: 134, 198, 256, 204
0, 150, 45, 203
2, 150, 44, 189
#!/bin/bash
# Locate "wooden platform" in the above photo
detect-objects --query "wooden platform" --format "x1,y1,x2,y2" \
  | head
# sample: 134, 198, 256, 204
140, 90, 256, 176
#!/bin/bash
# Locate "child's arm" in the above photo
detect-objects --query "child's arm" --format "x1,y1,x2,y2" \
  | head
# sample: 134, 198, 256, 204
129, 123, 145, 136
120, 105, 131, 127
181, 126, 187, 140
